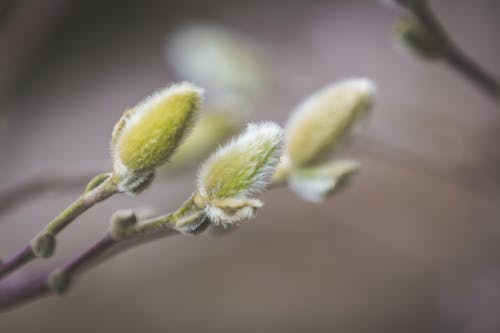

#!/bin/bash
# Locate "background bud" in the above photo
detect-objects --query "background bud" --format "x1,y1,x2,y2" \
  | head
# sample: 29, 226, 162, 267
285, 78, 376, 168
166, 95, 247, 169
166, 23, 269, 97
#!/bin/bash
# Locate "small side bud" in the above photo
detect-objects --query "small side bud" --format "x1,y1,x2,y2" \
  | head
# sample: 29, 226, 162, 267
288, 160, 360, 203
285, 78, 376, 168
47, 268, 70, 294
30, 233, 56, 258
110, 209, 138, 239
194, 122, 284, 227
111, 82, 204, 193
394, 16, 441, 60
85, 173, 111, 193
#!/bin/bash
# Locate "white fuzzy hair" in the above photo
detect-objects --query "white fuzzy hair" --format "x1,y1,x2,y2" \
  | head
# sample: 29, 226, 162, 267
197, 121, 284, 200
111, 82, 204, 179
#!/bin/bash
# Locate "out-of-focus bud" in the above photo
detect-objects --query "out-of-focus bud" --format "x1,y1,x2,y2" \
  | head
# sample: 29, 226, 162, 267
166, 24, 269, 97
111, 82, 203, 193
167, 94, 248, 168
285, 78, 376, 168
194, 122, 284, 227
288, 159, 360, 203
394, 16, 441, 60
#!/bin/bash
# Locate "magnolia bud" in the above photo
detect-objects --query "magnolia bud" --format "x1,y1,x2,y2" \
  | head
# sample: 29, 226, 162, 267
288, 160, 360, 203
194, 122, 284, 227
111, 82, 203, 192
285, 78, 376, 168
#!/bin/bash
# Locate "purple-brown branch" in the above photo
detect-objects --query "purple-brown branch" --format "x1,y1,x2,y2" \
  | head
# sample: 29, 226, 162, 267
396, 0, 500, 99
0, 228, 180, 312
0, 177, 118, 281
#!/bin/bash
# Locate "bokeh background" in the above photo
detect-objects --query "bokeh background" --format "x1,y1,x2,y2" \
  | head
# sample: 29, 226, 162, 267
1, 0, 500, 332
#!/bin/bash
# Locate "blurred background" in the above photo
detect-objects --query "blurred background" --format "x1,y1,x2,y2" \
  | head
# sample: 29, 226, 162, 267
1, 0, 500, 332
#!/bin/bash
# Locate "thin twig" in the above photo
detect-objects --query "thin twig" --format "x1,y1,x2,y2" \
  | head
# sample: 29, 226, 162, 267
0, 176, 118, 280
0, 227, 179, 312
396, 0, 500, 99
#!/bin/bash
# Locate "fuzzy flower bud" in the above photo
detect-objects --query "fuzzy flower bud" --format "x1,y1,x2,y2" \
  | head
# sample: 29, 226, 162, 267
194, 122, 284, 227
288, 160, 360, 203
111, 82, 203, 193
394, 16, 441, 60
285, 78, 376, 168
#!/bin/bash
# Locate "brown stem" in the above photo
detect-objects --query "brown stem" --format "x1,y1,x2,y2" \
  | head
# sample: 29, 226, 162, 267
0, 177, 118, 281
407, 0, 500, 98
0, 246, 35, 279
0, 228, 179, 312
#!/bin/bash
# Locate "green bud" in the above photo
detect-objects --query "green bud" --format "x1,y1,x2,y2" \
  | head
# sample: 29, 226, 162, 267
288, 159, 360, 203
110, 209, 138, 239
47, 268, 70, 294
30, 232, 56, 258
394, 16, 441, 60
285, 78, 376, 168
195, 122, 284, 227
111, 82, 203, 192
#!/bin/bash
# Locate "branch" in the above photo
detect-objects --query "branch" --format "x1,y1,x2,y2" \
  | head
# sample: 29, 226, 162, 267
396, 0, 500, 99
0, 220, 180, 312
0, 175, 118, 280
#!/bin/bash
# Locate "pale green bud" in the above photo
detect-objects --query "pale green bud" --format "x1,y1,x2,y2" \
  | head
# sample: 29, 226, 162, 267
111, 82, 204, 192
288, 159, 360, 203
166, 24, 269, 96
195, 122, 284, 227
394, 16, 441, 60
285, 78, 376, 168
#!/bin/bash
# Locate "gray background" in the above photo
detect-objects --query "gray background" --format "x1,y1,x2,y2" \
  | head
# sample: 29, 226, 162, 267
1, 0, 500, 332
